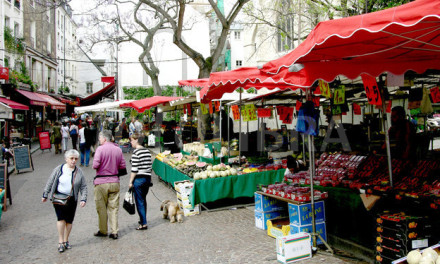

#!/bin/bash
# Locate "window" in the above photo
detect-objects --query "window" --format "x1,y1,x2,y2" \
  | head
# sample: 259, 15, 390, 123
46, 1, 51, 22
47, 34, 51, 53
5, 17, 10, 28
86, 83, 93, 93
234, 31, 241, 40
4, 56, 10, 67
14, 22, 19, 37
277, 0, 295, 52
236, 60, 242, 67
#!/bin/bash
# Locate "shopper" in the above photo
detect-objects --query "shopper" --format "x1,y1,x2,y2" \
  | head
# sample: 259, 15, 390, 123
163, 123, 179, 153
42, 149, 87, 253
78, 122, 91, 167
92, 130, 126, 239
52, 121, 63, 154
128, 133, 152, 230
61, 122, 70, 153
284, 155, 306, 176
69, 121, 79, 150
129, 117, 136, 136
120, 118, 129, 139
388, 106, 416, 160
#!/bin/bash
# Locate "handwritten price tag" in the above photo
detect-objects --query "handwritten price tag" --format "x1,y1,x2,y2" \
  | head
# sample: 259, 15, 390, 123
276, 106, 285, 116
247, 105, 257, 121
319, 80, 331, 98
333, 85, 345, 105
231, 105, 240, 120
208, 102, 213, 114
361, 74, 382, 106
353, 103, 361, 115
241, 106, 249, 122
200, 103, 209, 114
431, 87, 440, 103
282, 107, 294, 124
257, 108, 272, 118
215, 101, 220, 112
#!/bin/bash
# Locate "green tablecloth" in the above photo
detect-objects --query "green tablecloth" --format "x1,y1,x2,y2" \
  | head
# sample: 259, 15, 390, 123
190, 169, 285, 206
152, 159, 191, 186
152, 159, 285, 205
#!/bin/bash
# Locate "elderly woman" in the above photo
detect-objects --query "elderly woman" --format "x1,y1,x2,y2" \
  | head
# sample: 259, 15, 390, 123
129, 133, 152, 230
42, 149, 87, 253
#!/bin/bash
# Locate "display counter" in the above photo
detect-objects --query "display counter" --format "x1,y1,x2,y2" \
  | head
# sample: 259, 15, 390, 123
152, 159, 285, 205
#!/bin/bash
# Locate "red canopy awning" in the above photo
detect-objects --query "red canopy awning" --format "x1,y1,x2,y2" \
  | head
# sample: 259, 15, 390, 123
36, 93, 66, 110
17, 90, 48, 106
178, 78, 209, 88
201, 67, 302, 103
260, 0, 440, 86
120, 96, 183, 113
0, 97, 29, 110
79, 83, 116, 106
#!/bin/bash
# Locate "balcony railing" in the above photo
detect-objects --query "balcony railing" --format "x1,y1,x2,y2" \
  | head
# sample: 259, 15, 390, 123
14, 0, 20, 9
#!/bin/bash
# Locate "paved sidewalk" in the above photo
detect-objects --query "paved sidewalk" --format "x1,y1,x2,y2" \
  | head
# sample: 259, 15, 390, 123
0, 144, 370, 264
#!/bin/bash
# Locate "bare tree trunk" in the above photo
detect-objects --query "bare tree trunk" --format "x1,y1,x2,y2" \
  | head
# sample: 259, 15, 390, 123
151, 76, 161, 96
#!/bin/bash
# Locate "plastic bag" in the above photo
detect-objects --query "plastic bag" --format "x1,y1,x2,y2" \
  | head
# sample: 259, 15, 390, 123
123, 189, 135, 215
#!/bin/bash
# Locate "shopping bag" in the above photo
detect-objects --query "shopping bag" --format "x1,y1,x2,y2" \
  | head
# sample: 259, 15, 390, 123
123, 189, 136, 215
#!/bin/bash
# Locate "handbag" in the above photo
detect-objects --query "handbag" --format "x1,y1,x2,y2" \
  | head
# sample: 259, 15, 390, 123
52, 192, 71, 206
123, 188, 136, 215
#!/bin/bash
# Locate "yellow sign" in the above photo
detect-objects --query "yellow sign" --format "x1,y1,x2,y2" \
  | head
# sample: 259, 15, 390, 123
333, 85, 345, 105
200, 103, 209, 114
319, 80, 331, 98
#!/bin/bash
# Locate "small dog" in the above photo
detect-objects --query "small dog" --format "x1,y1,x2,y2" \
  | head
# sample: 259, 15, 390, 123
160, 200, 184, 223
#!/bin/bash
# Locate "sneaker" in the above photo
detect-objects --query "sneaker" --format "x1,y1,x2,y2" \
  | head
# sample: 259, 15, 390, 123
63, 241, 72, 249
58, 243, 65, 253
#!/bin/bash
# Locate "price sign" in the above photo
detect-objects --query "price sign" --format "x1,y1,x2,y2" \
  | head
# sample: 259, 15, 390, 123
246, 105, 257, 121
361, 74, 382, 106
296, 101, 302, 111
312, 97, 320, 107
353, 103, 361, 115
208, 102, 213, 114
282, 107, 294, 124
332, 106, 342, 115
0, 67, 9, 80
187, 104, 191, 116
231, 105, 240, 120
257, 108, 272, 118
214, 101, 220, 112
276, 106, 285, 116
319, 80, 331, 98
333, 85, 345, 105
200, 103, 209, 114
431, 87, 440, 103
241, 106, 249, 122
386, 100, 392, 113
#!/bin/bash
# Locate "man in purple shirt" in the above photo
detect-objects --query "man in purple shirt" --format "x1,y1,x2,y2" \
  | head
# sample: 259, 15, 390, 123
92, 130, 126, 239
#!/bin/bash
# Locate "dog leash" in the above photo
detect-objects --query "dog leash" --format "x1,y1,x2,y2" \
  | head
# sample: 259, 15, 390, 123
150, 189, 163, 202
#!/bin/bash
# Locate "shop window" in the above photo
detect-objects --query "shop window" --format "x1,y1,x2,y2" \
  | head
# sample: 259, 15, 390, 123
236, 60, 242, 67
277, 0, 295, 52
234, 31, 241, 40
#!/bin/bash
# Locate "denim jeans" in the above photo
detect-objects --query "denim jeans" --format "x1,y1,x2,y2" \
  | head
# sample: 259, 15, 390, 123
79, 143, 90, 166
133, 177, 151, 225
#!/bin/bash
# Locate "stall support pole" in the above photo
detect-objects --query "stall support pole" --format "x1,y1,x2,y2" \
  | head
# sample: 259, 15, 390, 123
380, 83, 393, 187
228, 105, 231, 158
239, 91, 242, 166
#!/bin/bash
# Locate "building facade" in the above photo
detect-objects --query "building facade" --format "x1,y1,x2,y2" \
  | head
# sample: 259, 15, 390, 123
2, 0, 25, 72
22, 0, 57, 92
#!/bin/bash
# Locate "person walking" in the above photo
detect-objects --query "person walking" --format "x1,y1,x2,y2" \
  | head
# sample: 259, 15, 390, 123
128, 133, 152, 230
42, 149, 87, 253
52, 121, 63, 154
121, 118, 129, 139
129, 117, 136, 136
69, 121, 79, 150
92, 130, 126, 239
61, 122, 70, 153
78, 122, 91, 167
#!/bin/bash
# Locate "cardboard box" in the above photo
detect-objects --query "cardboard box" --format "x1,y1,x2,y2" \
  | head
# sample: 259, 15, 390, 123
288, 200, 325, 226
255, 192, 286, 212
290, 222, 327, 245
175, 181, 194, 197
267, 217, 291, 239
276, 232, 312, 263
255, 210, 287, 230
182, 204, 201, 216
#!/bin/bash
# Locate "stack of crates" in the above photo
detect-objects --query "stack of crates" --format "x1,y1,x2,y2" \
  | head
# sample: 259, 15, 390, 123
254, 192, 287, 230
288, 200, 327, 246
174, 181, 200, 216
375, 212, 432, 264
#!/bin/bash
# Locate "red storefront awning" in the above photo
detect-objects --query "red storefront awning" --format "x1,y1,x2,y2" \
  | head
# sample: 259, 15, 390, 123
36, 93, 66, 110
17, 90, 48, 106
0, 97, 29, 110
79, 83, 116, 106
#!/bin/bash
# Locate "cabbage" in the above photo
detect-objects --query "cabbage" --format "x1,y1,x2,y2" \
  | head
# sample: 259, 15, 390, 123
220, 171, 227, 177
423, 248, 438, 262
436, 256, 440, 264
207, 165, 213, 171
419, 255, 434, 264
201, 172, 208, 179
194, 173, 200, 180
230, 168, 237, 175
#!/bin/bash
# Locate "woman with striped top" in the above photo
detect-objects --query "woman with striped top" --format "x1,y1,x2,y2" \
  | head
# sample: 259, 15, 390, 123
128, 133, 152, 230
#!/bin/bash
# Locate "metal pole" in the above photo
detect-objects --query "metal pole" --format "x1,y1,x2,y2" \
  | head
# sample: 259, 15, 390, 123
380, 82, 393, 187
228, 105, 230, 158
239, 90, 242, 166
308, 134, 317, 248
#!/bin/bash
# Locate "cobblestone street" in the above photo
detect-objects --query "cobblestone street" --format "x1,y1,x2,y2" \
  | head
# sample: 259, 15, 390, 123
0, 146, 369, 263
